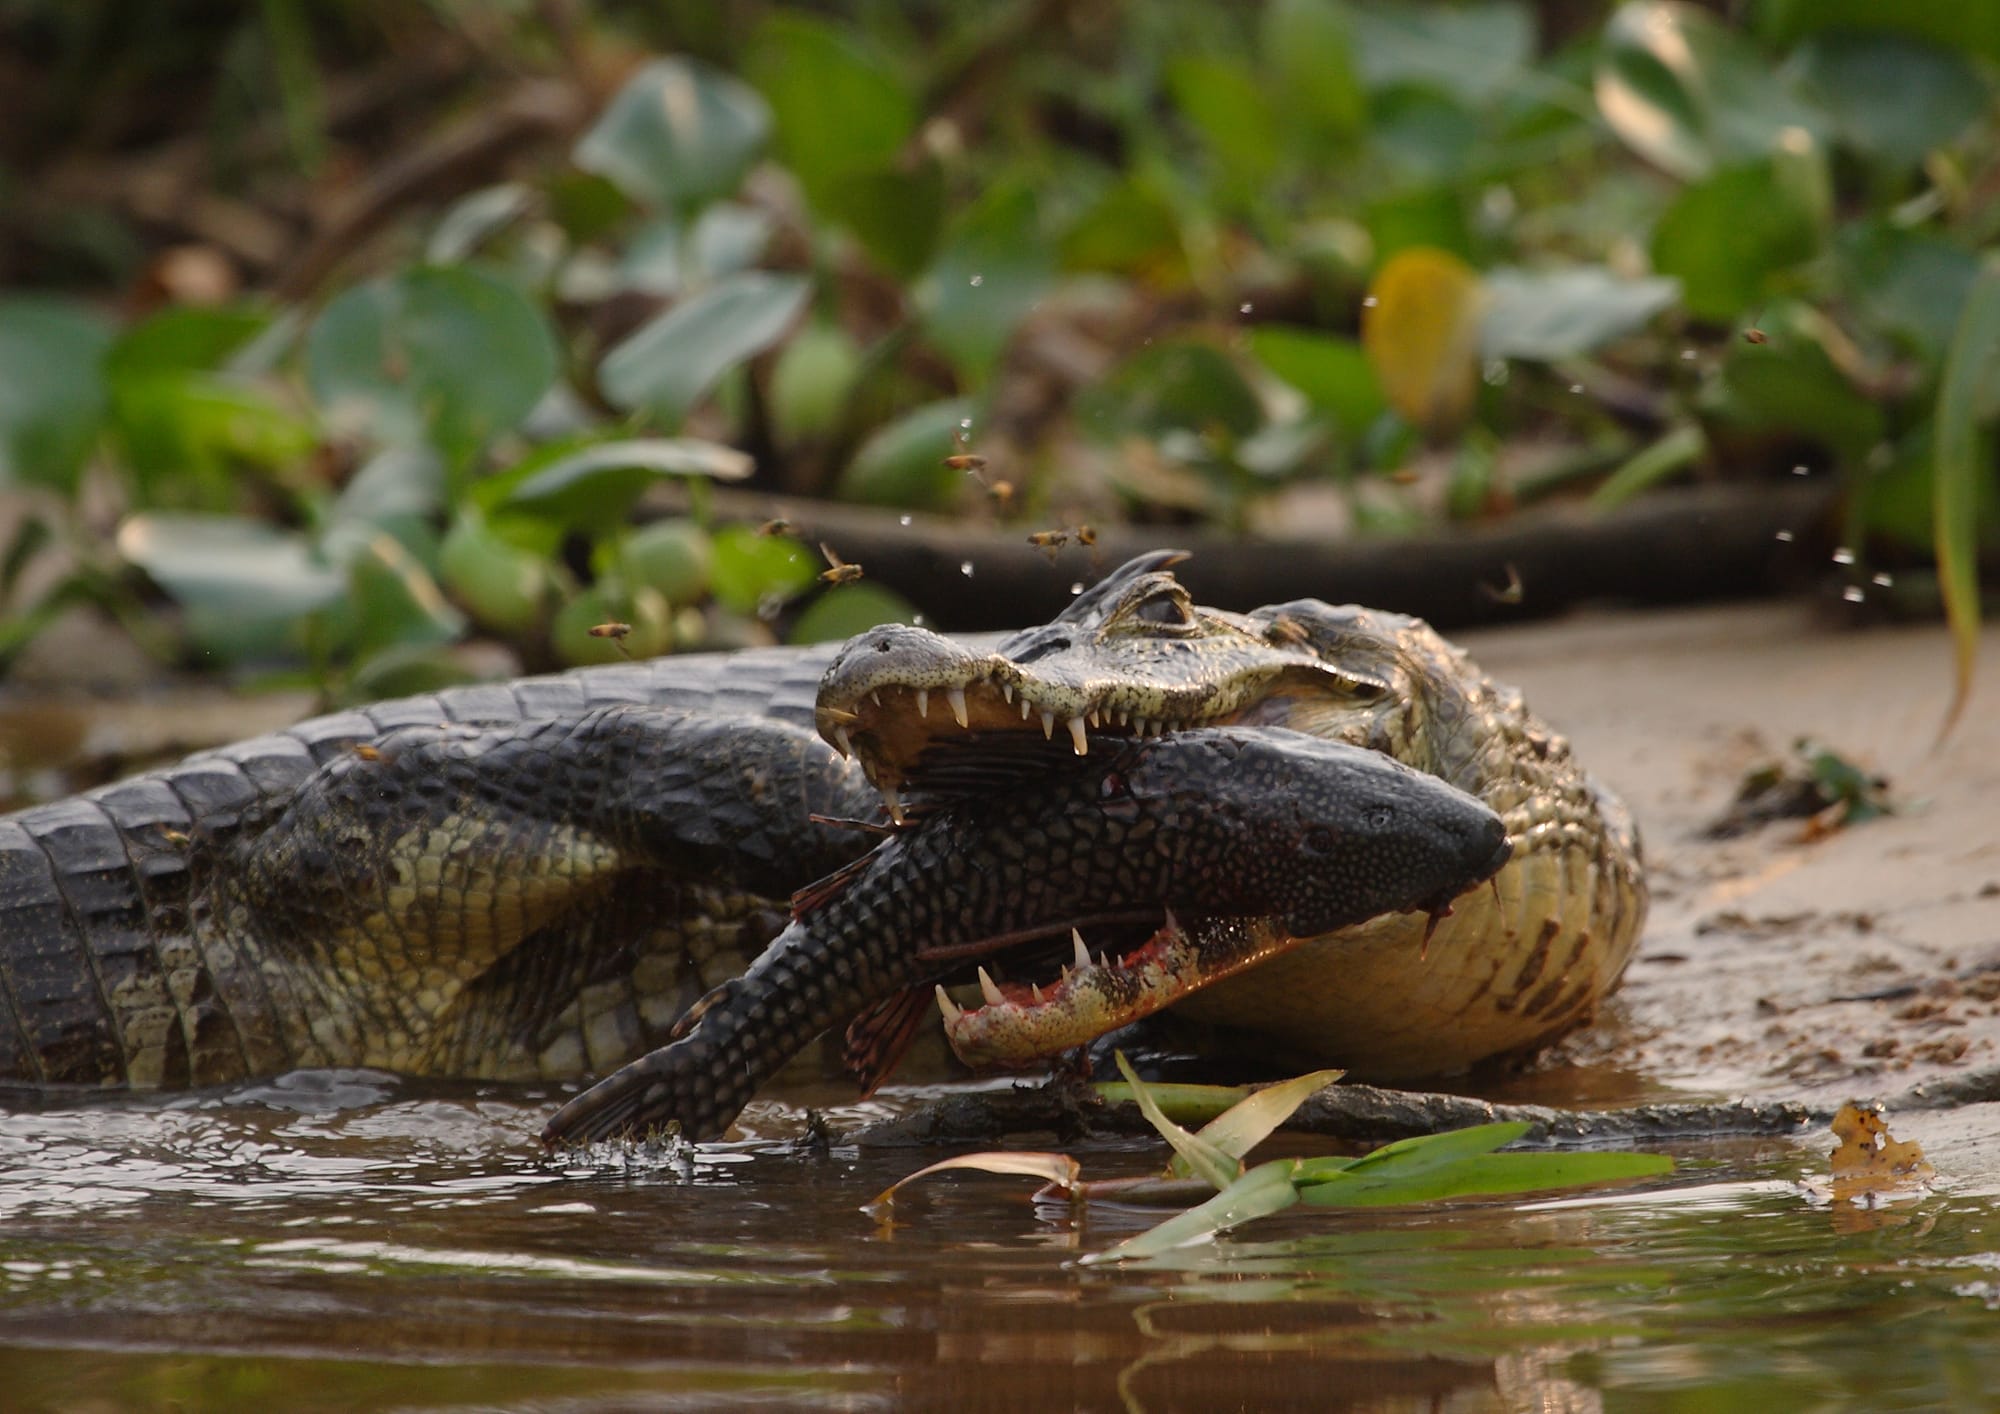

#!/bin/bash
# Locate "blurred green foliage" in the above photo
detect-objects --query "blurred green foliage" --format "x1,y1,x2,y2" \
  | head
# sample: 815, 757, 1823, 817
0, 0, 1995, 696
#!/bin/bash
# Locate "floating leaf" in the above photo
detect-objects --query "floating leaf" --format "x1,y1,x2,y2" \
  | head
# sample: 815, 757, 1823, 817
1827, 1103, 1934, 1201
1930, 255, 2000, 740
788, 582, 917, 645
1317, 1120, 1531, 1180
1480, 267, 1680, 362
573, 58, 771, 211
600, 272, 809, 425
1362, 247, 1486, 434
1297, 1149, 1673, 1207
1116, 1052, 1240, 1193
305, 266, 557, 461
0, 296, 113, 492
865, 1151, 1081, 1213
1080, 1159, 1301, 1266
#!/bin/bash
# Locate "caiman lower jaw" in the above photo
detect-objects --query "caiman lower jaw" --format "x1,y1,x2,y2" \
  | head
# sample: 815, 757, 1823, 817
936, 914, 1306, 1070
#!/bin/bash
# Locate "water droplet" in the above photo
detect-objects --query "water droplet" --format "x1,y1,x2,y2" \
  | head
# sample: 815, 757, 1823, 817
1679, 348, 1697, 361
1069, 581, 1084, 595
1842, 585, 1865, 603
1872, 572, 1893, 587
1832, 546, 1855, 565
1482, 359, 1509, 387
912, 614, 926, 627
1238, 302, 1253, 314
1775, 530, 1795, 542
1568, 383, 1584, 394
1791, 464, 1810, 476
959, 417, 973, 430
959, 560, 974, 577
969, 274, 984, 287
898, 514, 912, 526
1361, 296, 1379, 308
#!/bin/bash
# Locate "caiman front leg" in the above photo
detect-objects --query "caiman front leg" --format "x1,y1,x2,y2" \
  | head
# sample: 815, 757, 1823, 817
194, 707, 879, 1083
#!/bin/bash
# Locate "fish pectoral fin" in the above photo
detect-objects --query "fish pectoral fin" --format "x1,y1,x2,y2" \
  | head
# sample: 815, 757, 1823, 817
789, 852, 879, 919
843, 985, 933, 1097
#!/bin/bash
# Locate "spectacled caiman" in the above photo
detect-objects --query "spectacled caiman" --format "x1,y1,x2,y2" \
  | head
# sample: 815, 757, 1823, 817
0, 550, 1644, 1104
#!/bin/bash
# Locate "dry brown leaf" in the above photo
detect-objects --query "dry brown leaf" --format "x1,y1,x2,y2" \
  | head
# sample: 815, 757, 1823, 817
1828, 1102, 1934, 1201
865, 1151, 1082, 1212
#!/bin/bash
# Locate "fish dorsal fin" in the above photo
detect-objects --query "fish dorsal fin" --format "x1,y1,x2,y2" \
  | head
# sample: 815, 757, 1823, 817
843, 985, 932, 1097
789, 850, 879, 918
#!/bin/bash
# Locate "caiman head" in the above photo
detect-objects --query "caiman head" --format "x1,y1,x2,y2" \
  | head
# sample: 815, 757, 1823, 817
813, 551, 1502, 1067
815, 550, 1467, 806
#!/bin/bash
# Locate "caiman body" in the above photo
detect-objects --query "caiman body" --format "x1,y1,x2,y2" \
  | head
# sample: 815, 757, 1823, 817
0, 551, 1644, 1095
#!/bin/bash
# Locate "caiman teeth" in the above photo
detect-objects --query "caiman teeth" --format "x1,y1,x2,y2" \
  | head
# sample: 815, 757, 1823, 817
882, 785, 905, 825
935, 984, 962, 1024
871, 690, 883, 707
1067, 716, 1089, 755
915, 689, 929, 719
947, 687, 969, 728
1031, 982, 1044, 1003
1020, 697, 1033, 721
831, 725, 852, 757
1002, 683, 1014, 705
1039, 710, 1056, 740
1117, 710, 1130, 727
977, 967, 1006, 1007
1072, 928, 1091, 971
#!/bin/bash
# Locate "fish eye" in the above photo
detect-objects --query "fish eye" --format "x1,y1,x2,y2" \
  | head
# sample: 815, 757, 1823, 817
1098, 771, 1129, 799
1366, 806, 1393, 830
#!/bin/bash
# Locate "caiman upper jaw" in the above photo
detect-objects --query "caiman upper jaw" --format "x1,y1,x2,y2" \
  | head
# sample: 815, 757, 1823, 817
814, 621, 1346, 791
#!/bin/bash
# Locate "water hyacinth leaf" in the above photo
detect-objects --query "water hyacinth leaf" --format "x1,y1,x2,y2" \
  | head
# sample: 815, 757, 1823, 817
427, 183, 534, 263
116, 512, 345, 661
919, 183, 1051, 382
498, 437, 753, 530
337, 531, 467, 660
1348, 1, 1533, 105
1080, 1158, 1301, 1266
1837, 224, 1980, 362
1298, 1149, 1673, 1207
865, 1151, 1081, 1213
0, 296, 113, 491
746, 16, 915, 213
684, 203, 774, 287
709, 524, 818, 614
788, 582, 918, 646
1085, 342, 1263, 443
573, 58, 771, 211
1362, 247, 1486, 434
331, 446, 448, 529
1115, 1052, 1240, 1193
1758, 0, 2000, 67
819, 159, 946, 280
600, 272, 809, 424
1170, 1069, 1345, 1180
1706, 305, 1882, 455
1168, 55, 1281, 192
105, 304, 270, 377
305, 266, 558, 459
1480, 268, 1680, 362
1930, 255, 2000, 741
1060, 178, 1189, 287
1789, 33, 1990, 171
110, 371, 315, 506
1330, 1120, 1533, 1179
1651, 161, 1820, 322
1249, 328, 1385, 434
837, 398, 975, 510
770, 323, 863, 444
1260, 0, 1366, 142
1595, 2, 1823, 180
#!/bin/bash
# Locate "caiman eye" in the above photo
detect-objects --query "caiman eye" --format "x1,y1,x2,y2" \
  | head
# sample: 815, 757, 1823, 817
1133, 593, 1193, 627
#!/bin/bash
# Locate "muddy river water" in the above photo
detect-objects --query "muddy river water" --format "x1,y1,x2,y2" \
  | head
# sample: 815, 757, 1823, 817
2, 603, 1998, 1410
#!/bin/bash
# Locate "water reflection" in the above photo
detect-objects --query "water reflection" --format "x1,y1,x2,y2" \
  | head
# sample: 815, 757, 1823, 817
1, 1074, 1997, 1411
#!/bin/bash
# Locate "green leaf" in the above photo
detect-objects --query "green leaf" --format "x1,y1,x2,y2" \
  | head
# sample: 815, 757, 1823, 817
427, 183, 535, 263
1931, 255, 2000, 740
1298, 1149, 1673, 1207
1080, 1159, 1301, 1266
1837, 223, 1980, 362
1115, 1052, 1241, 1193
1758, 0, 2000, 66
1595, 2, 1823, 180
599, 272, 810, 424
1248, 327, 1385, 435
1650, 160, 1821, 322
336, 531, 466, 660
305, 266, 558, 461
1480, 267, 1680, 362
1178, 1070, 1345, 1178
115, 512, 344, 662
109, 371, 316, 506
1168, 56, 1282, 191
1705, 305, 1883, 456
572, 58, 771, 210
1261, 0, 1366, 142
105, 304, 270, 377
709, 524, 818, 614
1331, 1120, 1533, 1178
1789, 33, 1990, 171
746, 16, 915, 212
770, 323, 863, 444
684, 203, 775, 288
836, 398, 974, 510
820, 159, 946, 280
918, 183, 1051, 383
0, 295, 113, 491
788, 582, 918, 645
1590, 423, 1706, 511
497, 437, 753, 531
1349, 2, 1533, 105
1059, 178, 1189, 287
1082, 342, 1263, 442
